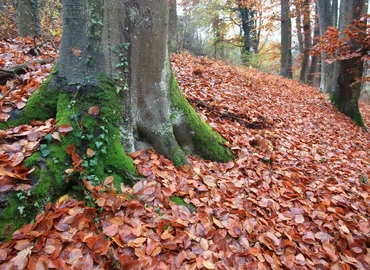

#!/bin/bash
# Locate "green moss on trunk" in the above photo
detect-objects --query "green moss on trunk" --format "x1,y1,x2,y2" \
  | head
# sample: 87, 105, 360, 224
0, 72, 138, 239
330, 92, 365, 127
169, 72, 234, 162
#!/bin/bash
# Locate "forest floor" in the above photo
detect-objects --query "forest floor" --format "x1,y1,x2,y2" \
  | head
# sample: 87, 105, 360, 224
0, 38, 369, 269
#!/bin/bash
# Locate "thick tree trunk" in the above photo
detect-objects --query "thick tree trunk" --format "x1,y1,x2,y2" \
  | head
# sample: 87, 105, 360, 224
280, 0, 292, 78
0, 0, 233, 239
169, 0, 178, 52
299, 0, 311, 83
15, 0, 40, 37
330, 0, 366, 126
317, 0, 336, 94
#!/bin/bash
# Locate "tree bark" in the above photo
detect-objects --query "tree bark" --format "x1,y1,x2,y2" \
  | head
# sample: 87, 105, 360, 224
330, 0, 367, 126
169, 0, 178, 52
280, 0, 292, 78
307, 5, 320, 87
317, 0, 336, 94
15, 0, 40, 37
299, 0, 311, 83
295, 1, 303, 54
0, 0, 234, 239
239, 5, 256, 65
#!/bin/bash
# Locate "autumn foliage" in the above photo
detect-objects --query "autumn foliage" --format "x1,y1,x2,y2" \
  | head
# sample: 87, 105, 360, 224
311, 15, 370, 64
0, 40, 369, 269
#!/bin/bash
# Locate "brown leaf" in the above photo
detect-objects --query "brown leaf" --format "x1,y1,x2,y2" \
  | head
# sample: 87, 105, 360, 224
11, 246, 32, 269
203, 175, 216, 187
86, 148, 94, 157
71, 47, 81, 57
202, 260, 215, 269
52, 132, 61, 142
322, 242, 338, 261
128, 237, 146, 248
58, 124, 73, 135
88, 106, 100, 116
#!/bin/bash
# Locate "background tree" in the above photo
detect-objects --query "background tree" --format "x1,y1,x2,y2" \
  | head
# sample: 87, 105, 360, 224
316, 0, 336, 93
294, 0, 304, 54
307, 4, 320, 86
330, 0, 368, 126
15, 0, 40, 37
0, 0, 17, 38
299, 0, 311, 83
0, 0, 233, 238
280, 0, 293, 78
169, 0, 179, 52
237, 0, 257, 64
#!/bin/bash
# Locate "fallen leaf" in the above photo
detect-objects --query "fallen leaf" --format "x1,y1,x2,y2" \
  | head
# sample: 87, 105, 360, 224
72, 47, 81, 57
88, 106, 100, 116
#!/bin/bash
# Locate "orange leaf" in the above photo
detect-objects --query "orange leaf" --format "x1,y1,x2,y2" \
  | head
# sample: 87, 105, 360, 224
322, 242, 338, 261
88, 106, 100, 116
128, 237, 146, 248
86, 148, 94, 157
104, 175, 114, 185
71, 47, 81, 57
202, 260, 215, 269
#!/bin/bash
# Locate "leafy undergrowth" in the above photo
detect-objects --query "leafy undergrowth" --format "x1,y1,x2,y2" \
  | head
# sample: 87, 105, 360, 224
0, 39, 369, 269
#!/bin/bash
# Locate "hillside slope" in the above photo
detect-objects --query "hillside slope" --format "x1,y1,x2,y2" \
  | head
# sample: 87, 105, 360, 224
0, 44, 369, 269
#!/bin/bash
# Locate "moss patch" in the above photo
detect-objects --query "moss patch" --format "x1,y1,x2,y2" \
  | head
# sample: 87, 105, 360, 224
56, 78, 137, 189
0, 148, 66, 240
0, 74, 138, 239
6, 66, 59, 127
169, 72, 234, 162
330, 92, 365, 128
170, 196, 196, 213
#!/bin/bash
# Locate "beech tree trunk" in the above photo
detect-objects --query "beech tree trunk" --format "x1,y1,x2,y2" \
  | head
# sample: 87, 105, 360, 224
299, 0, 311, 83
280, 0, 292, 78
307, 5, 320, 86
0, 0, 233, 239
295, 1, 303, 54
169, 0, 178, 52
15, 0, 40, 37
239, 5, 256, 65
330, 0, 367, 126
317, 0, 336, 93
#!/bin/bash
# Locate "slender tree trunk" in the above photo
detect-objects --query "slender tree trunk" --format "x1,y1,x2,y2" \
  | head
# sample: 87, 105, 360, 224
280, 0, 292, 78
317, 0, 335, 93
332, 0, 338, 27
299, 0, 311, 83
0, 0, 233, 239
330, 0, 367, 126
169, 0, 178, 52
15, 0, 40, 37
295, 1, 303, 53
239, 6, 256, 65
307, 6, 320, 86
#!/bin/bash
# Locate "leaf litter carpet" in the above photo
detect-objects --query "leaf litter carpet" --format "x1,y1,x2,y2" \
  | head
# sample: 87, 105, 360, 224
0, 45, 369, 269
